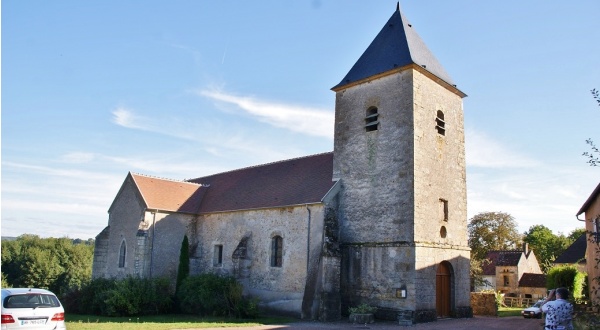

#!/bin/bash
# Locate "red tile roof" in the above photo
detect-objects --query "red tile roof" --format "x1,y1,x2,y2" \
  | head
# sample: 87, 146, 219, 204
482, 250, 523, 275
188, 152, 335, 213
519, 273, 547, 288
131, 173, 206, 213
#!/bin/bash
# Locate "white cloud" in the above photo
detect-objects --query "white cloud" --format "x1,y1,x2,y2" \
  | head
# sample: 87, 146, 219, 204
466, 128, 540, 168
112, 107, 152, 130
61, 152, 95, 164
466, 164, 597, 235
199, 88, 334, 139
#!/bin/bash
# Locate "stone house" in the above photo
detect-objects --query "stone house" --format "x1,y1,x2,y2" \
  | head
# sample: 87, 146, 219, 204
576, 182, 600, 308
478, 244, 546, 300
93, 4, 472, 324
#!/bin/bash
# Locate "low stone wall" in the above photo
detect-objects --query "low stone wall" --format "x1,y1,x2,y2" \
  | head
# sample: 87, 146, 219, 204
470, 292, 497, 316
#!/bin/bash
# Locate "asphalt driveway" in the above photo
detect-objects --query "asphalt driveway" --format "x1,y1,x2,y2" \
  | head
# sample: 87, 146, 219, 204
198, 316, 544, 330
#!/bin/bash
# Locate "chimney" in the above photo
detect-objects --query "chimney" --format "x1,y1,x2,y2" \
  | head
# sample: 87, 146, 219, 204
523, 243, 529, 255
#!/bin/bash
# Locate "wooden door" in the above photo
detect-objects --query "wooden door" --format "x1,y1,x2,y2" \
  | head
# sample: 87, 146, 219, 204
436, 262, 451, 318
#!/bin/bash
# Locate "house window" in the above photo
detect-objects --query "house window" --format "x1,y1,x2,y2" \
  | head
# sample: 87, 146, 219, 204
504, 275, 509, 286
365, 107, 379, 132
271, 235, 283, 267
594, 216, 600, 243
118, 240, 126, 268
439, 198, 448, 221
436, 110, 445, 136
213, 245, 223, 267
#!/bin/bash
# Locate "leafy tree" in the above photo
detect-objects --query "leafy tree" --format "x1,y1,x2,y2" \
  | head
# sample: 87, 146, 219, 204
1, 272, 10, 288
468, 211, 522, 261
523, 225, 570, 273
0, 235, 93, 296
567, 228, 587, 242
470, 258, 492, 291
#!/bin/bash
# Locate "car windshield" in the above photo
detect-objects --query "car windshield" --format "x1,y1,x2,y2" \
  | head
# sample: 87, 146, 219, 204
3, 294, 61, 308
532, 301, 543, 308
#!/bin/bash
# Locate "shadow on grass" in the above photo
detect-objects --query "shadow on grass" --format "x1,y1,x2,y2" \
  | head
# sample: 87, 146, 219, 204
67, 313, 296, 325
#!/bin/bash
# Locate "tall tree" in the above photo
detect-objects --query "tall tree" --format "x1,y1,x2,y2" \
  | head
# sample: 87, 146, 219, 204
523, 225, 570, 273
567, 228, 587, 242
175, 235, 190, 294
468, 211, 522, 261
0, 235, 93, 294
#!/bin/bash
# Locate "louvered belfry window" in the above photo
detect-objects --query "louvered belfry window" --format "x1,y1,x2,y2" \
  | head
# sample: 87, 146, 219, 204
365, 107, 379, 132
436, 110, 445, 136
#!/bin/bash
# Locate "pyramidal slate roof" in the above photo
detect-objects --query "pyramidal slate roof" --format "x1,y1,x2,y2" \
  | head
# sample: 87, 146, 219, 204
333, 3, 459, 93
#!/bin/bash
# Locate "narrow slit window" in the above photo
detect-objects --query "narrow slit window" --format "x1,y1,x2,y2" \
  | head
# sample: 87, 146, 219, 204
365, 107, 379, 132
271, 235, 283, 267
213, 245, 223, 267
440, 198, 448, 221
118, 241, 126, 268
436, 110, 445, 136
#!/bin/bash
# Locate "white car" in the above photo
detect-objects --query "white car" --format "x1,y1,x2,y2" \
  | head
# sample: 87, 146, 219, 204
1, 288, 67, 329
521, 300, 543, 319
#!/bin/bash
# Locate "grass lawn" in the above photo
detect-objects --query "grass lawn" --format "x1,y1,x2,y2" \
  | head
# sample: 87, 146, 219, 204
66, 314, 296, 330
497, 306, 524, 317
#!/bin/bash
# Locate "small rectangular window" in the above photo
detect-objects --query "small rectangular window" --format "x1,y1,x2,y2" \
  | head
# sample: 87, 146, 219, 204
439, 199, 448, 221
213, 245, 223, 267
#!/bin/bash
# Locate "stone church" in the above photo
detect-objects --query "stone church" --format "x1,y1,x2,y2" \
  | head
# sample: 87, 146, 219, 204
92, 4, 472, 324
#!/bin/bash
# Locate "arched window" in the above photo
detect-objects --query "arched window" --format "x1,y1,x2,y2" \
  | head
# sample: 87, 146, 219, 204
118, 240, 126, 268
365, 107, 379, 132
436, 110, 445, 136
271, 235, 283, 267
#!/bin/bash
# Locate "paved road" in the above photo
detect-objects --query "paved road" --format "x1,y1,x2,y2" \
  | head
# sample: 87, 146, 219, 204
198, 316, 544, 330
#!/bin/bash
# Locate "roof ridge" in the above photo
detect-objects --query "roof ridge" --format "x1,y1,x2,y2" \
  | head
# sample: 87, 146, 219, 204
187, 151, 333, 183
131, 172, 203, 186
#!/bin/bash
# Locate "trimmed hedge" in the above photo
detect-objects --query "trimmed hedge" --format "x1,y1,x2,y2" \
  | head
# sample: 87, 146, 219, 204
177, 274, 258, 318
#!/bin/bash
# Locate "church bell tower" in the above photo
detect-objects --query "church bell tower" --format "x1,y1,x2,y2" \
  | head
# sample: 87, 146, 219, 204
332, 3, 472, 323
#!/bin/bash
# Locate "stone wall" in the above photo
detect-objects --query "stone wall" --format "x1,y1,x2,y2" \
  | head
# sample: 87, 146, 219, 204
470, 292, 497, 316
92, 175, 192, 281
191, 204, 326, 319
333, 70, 415, 244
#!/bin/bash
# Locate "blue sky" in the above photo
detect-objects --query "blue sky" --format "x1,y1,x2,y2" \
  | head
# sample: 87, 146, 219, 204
2, 1, 599, 239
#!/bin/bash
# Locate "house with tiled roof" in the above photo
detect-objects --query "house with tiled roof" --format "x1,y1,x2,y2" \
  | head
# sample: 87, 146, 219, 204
576, 182, 600, 308
553, 233, 587, 273
92, 3, 472, 324
477, 244, 546, 300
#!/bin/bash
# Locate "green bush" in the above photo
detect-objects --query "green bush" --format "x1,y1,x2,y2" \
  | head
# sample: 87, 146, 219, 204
177, 274, 259, 318
64, 276, 172, 316
348, 303, 377, 314
547, 265, 586, 300
62, 277, 116, 314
